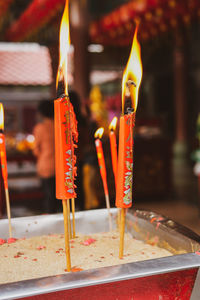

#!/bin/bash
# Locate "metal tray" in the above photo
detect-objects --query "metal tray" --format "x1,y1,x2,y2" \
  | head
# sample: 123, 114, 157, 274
0, 208, 200, 300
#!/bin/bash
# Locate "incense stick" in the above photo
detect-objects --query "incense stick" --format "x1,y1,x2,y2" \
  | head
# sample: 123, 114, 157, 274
5, 188, 12, 238
105, 194, 112, 231
117, 208, 121, 231
119, 208, 126, 258
63, 199, 71, 271
71, 198, 76, 238
67, 199, 72, 239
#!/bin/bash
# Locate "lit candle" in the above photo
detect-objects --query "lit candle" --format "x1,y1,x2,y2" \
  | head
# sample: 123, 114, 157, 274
116, 25, 143, 258
54, 0, 77, 272
95, 128, 112, 230
109, 117, 118, 187
0, 103, 12, 238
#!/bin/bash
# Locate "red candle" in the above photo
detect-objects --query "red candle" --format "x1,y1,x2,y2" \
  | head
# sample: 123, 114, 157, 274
95, 127, 112, 230
109, 117, 118, 188
115, 113, 135, 208
54, 95, 78, 200
116, 25, 143, 258
0, 103, 12, 237
95, 128, 108, 197
55, 0, 76, 271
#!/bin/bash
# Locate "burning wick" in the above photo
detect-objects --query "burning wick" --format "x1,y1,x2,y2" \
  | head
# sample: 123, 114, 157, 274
124, 81, 137, 114
126, 80, 136, 88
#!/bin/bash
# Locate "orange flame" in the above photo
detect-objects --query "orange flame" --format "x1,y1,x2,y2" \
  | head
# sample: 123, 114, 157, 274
109, 117, 118, 131
0, 103, 4, 131
56, 0, 70, 95
122, 25, 143, 114
94, 127, 104, 139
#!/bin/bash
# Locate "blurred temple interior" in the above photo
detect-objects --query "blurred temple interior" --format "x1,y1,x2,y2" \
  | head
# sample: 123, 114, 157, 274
0, 0, 200, 234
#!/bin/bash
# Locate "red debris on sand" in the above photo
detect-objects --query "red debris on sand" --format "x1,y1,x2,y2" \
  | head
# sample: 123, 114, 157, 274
14, 255, 20, 258
70, 240, 75, 243
0, 238, 6, 245
56, 250, 60, 253
24, 257, 28, 259
71, 246, 74, 248
7, 238, 17, 244
36, 245, 46, 250
82, 238, 96, 246
32, 258, 37, 261
59, 248, 63, 250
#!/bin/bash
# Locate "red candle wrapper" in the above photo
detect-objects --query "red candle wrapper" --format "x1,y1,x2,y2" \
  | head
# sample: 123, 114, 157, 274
0, 133, 8, 189
115, 112, 135, 208
54, 95, 78, 200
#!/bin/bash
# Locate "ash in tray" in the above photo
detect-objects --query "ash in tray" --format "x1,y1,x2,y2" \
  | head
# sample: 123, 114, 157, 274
0, 231, 172, 284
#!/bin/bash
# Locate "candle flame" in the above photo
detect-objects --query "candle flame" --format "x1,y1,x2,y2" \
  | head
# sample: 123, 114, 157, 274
109, 117, 118, 131
94, 127, 104, 139
0, 103, 4, 131
122, 25, 143, 114
56, 0, 70, 96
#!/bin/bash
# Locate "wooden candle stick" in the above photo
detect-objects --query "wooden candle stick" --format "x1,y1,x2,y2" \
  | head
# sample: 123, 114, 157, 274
71, 198, 76, 238
0, 103, 12, 238
67, 199, 72, 239
95, 128, 112, 231
63, 199, 71, 271
116, 25, 143, 258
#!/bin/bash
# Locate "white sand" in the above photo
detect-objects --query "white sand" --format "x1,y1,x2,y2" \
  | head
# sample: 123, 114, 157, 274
0, 231, 172, 284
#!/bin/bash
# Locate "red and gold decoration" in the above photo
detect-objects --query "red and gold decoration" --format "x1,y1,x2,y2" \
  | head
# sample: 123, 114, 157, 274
1, 0, 199, 45
95, 128, 112, 231
109, 117, 118, 188
54, 0, 77, 272
0, 103, 12, 238
6, 0, 65, 42
90, 0, 200, 45
116, 25, 143, 258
